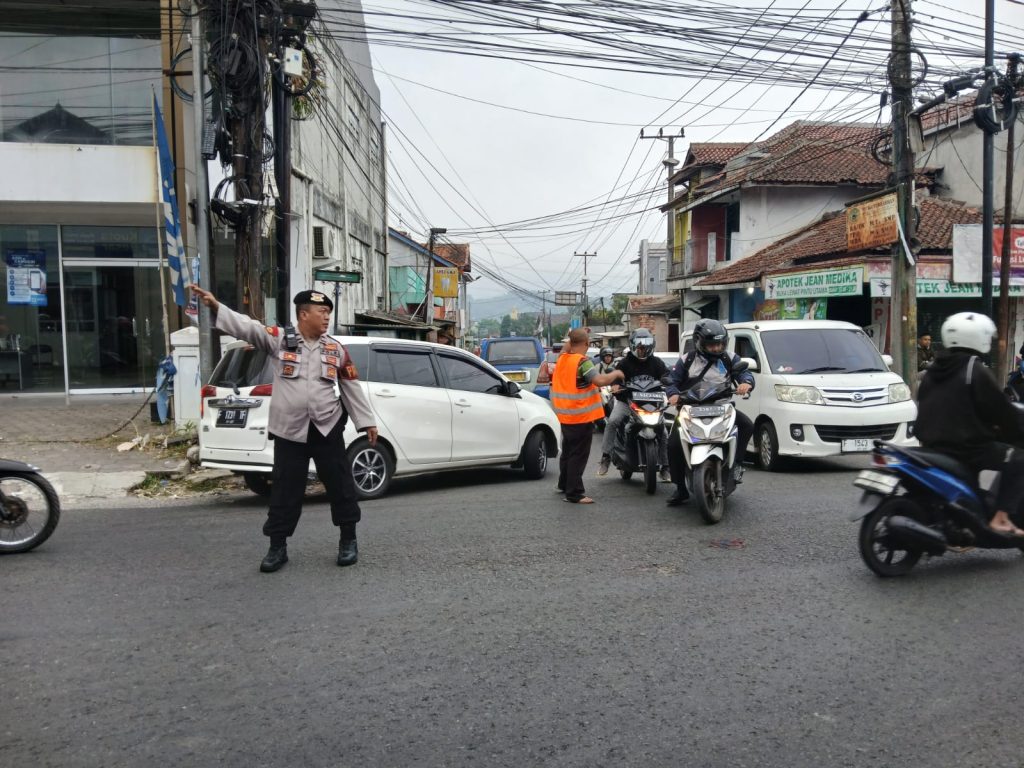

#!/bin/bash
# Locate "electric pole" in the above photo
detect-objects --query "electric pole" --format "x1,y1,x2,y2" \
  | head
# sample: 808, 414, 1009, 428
982, 0, 996, 319
426, 227, 446, 328
890, 0, 918, 381
574, 251, 596, 329
996, 56, 1019, 382
641, 128, 684, 268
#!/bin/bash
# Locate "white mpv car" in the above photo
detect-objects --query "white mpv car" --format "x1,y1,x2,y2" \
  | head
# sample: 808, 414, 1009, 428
198, 336, 562, 499
678, 320, 918, 470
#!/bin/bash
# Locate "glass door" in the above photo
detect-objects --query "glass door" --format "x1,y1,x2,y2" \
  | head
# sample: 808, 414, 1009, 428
62, 262, 166, 391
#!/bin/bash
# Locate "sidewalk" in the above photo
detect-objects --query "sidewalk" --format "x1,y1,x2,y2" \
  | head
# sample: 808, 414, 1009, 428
0, 393, 191, 502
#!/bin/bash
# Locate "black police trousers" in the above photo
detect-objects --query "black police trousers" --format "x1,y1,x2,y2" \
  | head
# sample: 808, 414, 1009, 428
264, 419, 361, 546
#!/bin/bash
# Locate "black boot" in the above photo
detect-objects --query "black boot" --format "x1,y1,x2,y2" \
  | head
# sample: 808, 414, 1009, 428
666, 485, 690, 507
260, 544, 288, 573
337, 534, 358, 567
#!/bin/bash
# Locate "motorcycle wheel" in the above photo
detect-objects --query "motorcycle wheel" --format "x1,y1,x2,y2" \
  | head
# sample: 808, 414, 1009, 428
858, 498, 924, 577
643, 441, 659, 495
692, 459, 725, 524
0, 472, 61, 554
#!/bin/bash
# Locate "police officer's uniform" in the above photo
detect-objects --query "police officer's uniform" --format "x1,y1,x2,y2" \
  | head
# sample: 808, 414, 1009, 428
213, 290, 375, 565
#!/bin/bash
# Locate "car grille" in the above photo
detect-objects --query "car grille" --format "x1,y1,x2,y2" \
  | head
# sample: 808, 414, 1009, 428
818, 385, 888, 406
815, 424, 899, 443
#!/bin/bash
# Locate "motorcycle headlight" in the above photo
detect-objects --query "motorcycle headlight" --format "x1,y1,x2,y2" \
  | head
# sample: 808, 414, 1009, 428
707, 420, 732, 441
888, 382, 911, 403
774, 385, 824, 405
637, 411, 662, 426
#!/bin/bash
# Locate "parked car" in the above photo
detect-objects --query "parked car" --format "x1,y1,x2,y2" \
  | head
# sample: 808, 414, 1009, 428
198, 337, 562, 499
680, 320, 917, 470
479, 336, 548, 397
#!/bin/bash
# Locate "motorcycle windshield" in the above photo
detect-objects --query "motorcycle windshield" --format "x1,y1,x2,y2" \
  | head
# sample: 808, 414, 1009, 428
679, 380, 732, 404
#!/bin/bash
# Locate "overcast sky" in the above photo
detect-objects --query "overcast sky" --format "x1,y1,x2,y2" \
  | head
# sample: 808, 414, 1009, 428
356, 0, 1024, 316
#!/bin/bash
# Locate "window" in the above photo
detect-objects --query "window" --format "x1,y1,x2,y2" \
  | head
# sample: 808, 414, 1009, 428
439, 354, 504, 394
759, 329, 886, 374
482, 339, 541, 365
372, 348, 437, 387
733, 334, 760, 368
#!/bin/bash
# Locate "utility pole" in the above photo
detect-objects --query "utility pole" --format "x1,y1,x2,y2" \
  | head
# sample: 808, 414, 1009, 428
982, 0, 996, 319
425, 227, 446, 329
574, 251, 596, 329
272, 67, 292, 324
641, 128, 683, 267
191, 2, 216, 381
996, 56, 1019, 382
889, 0, 917, 381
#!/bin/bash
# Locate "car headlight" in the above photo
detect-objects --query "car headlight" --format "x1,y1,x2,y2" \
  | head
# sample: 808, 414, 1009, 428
774, 385, 824, 405
888, 382, 911, 403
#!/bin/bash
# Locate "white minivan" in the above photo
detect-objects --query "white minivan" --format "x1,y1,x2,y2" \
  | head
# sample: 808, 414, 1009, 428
680, 320, 918, 470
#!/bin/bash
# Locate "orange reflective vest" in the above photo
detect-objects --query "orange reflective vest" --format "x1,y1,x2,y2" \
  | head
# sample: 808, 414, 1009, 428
550, 352, 604, 424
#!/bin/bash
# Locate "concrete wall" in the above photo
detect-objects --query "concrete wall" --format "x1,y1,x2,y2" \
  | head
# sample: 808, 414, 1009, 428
924, 122, 1024, 216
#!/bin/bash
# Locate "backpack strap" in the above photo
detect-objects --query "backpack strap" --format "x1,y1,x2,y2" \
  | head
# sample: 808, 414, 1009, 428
966, 355, 977, 387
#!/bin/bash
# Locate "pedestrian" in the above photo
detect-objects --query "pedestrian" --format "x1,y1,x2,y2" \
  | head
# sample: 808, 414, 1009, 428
550, 327, 623, 504
189, 284, 378, 573
917, 332, 934, 371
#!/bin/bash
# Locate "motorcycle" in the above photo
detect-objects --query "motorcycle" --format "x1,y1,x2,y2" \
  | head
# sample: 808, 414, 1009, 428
853, 440, 1024, 577
610, 375, 669, 495
1006, 358, 1024, 402
0, 459, 61, 554
674, 376, 745, 524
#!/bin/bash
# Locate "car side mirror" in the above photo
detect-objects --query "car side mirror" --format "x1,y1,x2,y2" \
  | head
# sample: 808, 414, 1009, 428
739, 357, 758, 372
881, 354, 893, 368
505, 380, 522, 396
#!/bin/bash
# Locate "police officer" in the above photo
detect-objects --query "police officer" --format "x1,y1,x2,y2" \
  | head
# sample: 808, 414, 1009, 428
189, 284, 378, 573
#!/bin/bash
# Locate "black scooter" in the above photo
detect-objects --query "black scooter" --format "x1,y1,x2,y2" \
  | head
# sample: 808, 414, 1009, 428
610, 375, 669, 495
0, 459, 61, 553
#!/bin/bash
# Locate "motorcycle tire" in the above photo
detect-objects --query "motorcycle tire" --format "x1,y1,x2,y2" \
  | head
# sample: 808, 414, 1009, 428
0, 472, 61, 554
858, 498, 924, 577
643, 441, 659, 495
692, 459, 725, 524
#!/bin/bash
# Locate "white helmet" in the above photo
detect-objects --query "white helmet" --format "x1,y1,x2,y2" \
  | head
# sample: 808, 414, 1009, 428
940, 312, 996, 355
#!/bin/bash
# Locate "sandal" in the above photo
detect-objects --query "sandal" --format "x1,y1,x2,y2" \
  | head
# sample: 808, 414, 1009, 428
564, 496, 595, 504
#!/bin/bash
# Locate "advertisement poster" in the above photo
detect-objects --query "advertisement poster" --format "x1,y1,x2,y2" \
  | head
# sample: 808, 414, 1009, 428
847, 192, 898, 251
763, 268, 863, 300
5, 250, 48, 306
754, 298, 828, 320
952, 224, 1024, 284
433, 267, 459, 298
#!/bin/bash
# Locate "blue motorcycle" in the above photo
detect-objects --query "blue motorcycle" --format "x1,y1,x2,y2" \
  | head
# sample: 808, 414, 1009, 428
853, 441, 1024, 576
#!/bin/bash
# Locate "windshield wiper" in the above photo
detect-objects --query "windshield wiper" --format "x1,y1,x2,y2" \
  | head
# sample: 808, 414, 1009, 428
845, 367, 884, 373
797, 366, 845, 374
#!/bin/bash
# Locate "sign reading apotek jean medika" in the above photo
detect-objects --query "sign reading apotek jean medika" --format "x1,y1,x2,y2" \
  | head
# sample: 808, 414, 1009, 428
847, 192, 898, 251
5, 250, 48, 306
764, 267, 863, 300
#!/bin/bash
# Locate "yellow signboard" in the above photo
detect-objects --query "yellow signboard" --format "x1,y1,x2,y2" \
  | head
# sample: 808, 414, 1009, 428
847, 193, 898, 251
433, 267, 459, 298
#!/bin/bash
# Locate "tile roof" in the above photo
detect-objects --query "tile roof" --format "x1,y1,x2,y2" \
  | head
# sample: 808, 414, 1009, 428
693, 196, 984, 287
426, 242, 471, 271
685, 142, 747, 167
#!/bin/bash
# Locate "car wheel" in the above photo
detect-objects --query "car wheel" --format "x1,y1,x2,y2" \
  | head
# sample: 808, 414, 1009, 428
243, 472, 272, 497
347, 440, 394, 500
520, 430, 548, 480
755, 421, 782, 471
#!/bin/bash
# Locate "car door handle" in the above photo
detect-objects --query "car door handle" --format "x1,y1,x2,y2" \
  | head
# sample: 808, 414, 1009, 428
375, 390, 397, 398
455, 400, 472, 407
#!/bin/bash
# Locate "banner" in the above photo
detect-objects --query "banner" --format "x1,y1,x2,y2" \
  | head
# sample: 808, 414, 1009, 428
764, 268, 863, 300
870, 276, 1024, 298
754, 298, 827, 321
153, 95, 187, 306
5, 250, 47, 306
952, 224, 1024, 285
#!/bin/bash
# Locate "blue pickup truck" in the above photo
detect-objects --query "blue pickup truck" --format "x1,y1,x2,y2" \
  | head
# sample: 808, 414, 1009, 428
479, 336, 549, 398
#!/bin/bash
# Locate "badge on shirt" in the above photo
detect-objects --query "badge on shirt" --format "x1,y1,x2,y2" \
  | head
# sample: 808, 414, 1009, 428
322, 365, 338, 380
280, 351, 299, 363
321, 353, 341, 368
323, 342, 340, 354
265, 326, 279, 337
282, 363, 298, 378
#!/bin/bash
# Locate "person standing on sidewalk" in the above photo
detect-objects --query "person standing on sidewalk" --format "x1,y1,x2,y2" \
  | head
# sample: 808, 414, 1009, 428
189, 284, 378, 573
551, 328, 623, 504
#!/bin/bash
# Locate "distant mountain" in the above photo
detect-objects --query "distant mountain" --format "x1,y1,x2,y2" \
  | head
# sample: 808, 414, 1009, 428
468, 292, 548, 321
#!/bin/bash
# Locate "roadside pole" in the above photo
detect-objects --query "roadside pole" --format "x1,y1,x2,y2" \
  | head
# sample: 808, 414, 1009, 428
191, 2, 215, 381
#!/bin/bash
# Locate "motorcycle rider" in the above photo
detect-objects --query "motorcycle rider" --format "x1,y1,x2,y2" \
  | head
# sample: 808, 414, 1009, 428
664, 319, 754, 506
597, 328, 671, 481
916, 312, 1024, 537
597, 346, 617, 375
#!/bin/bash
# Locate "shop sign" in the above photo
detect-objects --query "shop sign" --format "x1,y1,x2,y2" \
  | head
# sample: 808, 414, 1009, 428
5, 250, 48, 306
433, 267, 459, 298
764, 268, 863, 300
754, 298, 828, 320
952, 224, 1024, 284
847, 193, 898, 251
870, 277, 1024, 298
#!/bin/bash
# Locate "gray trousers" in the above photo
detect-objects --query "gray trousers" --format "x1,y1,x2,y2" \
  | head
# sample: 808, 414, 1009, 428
601, 398, 668, 466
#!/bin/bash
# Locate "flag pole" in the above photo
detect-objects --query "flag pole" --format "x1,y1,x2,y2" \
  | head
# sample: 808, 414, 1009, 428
151, 88, 172, 364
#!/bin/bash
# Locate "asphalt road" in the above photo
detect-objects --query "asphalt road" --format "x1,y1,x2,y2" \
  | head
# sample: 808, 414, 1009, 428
5, 437, 1024, 768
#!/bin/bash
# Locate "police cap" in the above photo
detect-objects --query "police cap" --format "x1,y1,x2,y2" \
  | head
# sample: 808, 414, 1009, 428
293, 289, 334, 311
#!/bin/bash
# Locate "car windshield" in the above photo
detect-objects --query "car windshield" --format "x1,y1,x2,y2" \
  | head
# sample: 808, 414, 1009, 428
483, 340, 541, 365
210, 346, 272, 388
760, 328, 885, 374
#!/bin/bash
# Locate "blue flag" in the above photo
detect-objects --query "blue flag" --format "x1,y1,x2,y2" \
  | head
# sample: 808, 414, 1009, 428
153, 95, 187, 306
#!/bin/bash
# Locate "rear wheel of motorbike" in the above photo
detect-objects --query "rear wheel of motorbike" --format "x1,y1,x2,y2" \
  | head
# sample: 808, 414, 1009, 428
858, 498, 924, 577
243, 472, 272, 497
755, 421, 782, 471
0, 472, 61, 554
693, 459, 725, 524
643, 441, 659, 495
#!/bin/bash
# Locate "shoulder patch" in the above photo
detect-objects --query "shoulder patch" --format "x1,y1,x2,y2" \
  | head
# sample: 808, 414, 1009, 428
265, 326, 280, 337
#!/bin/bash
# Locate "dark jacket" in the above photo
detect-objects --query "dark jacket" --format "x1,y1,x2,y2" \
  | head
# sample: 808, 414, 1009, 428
612, 353, 669, 400
916, 349, 1023, 458
917, 344, 935, 371
665, 351, 755, 398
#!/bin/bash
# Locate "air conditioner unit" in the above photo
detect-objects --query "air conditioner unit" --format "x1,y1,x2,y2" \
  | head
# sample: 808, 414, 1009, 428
312, 227, 336, 260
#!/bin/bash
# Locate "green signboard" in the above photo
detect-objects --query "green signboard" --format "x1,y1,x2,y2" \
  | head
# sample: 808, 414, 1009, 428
313, 269, 362, 284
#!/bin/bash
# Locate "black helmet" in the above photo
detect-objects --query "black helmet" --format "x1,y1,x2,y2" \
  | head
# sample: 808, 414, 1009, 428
693, 319, 728, 359
600, 346, 614, 358
629, 328, 655, 359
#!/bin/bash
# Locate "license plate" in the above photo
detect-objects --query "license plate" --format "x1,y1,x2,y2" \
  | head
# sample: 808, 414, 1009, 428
631, 391, 664, 403
505, 371, 528, 383
688, 405, 725, 417
842, 438, 873, 452
216, 408, 248, 428
853, 469, 900, 495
